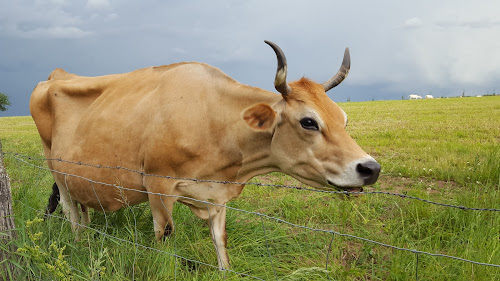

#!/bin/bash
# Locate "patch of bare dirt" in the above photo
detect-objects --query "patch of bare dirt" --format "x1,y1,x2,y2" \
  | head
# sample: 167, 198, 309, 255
334, 241, 363, 267
369, 175, 459, 195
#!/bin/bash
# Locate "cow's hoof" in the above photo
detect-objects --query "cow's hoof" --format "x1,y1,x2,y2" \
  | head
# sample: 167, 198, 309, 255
162, 224, 173, 241
181, 259, 198, 271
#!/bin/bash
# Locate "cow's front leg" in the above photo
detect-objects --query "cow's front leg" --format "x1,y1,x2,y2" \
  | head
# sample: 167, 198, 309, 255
148, 193, 177, 241
145, 178, 177, 240
208, 206, 230, 269
80, 204, 90, 228
189, 204, 230, 269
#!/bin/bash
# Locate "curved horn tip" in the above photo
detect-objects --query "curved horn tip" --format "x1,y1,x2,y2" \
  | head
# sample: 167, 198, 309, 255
265, 40, 291, 96
264, 40, 277, 46
343, 47, 351, 68
321, 47, 351, 92
264, 40, 276, 50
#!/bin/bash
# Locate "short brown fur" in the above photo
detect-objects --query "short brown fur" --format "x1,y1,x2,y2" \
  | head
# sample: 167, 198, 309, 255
30, 54, 377, 269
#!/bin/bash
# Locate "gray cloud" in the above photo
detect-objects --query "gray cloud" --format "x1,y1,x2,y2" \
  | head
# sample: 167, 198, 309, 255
1, 0, 89, 39
86, 0, 111, 10
14, 26, 92, 39
1, 0, 499, 116
437, 19, 500, 29
403, 17, 423, 29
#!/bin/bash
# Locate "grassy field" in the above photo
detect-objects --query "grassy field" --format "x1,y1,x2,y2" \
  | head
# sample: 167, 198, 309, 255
1, 96, 499, 280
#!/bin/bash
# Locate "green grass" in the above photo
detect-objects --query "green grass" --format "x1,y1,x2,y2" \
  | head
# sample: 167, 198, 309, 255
1, 96, 499, 280
342, 97, 500, 187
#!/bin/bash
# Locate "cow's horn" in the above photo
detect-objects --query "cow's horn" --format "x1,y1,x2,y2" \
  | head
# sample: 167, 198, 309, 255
265, 40, 292, 96
322, 47, 350, 92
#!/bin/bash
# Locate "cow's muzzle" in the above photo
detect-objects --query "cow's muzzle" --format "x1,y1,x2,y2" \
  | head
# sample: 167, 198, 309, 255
356, 160, 381, 185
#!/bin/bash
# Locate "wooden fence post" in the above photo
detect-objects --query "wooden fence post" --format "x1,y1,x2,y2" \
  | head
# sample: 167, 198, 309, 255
0, 139, 17, 279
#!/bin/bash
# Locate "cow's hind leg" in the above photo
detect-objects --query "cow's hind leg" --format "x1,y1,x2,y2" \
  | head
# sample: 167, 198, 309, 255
44, 182, 60, 220
57, 180, 81, 238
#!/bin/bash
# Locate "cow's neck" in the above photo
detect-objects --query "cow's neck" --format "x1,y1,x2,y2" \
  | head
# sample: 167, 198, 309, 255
235, 130, 279, 183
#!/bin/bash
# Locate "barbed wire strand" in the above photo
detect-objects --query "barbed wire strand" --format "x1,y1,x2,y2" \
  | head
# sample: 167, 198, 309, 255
121, 183, 139, 281
4, 152, 500, 212
12, 154, 500, 268
5, 152, 500, 281
159, 196, 179, 280
8, 153, 500, 268
325, 232, 336, 281
260, 216, 278, 281
416, 252, 420, 281
90, 181, 110, 268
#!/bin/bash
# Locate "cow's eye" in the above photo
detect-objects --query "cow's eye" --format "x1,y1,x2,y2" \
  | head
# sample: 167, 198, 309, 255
300, 117, 319, 131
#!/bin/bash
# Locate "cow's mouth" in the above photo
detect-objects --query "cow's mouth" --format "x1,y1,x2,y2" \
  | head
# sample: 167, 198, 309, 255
327, 180, 364, 193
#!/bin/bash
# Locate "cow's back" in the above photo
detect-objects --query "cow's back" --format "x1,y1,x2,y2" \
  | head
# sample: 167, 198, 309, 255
30, 62, 203, 153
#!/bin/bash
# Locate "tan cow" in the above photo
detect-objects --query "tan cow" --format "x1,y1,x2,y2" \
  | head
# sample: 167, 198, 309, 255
30, 41, 380, 269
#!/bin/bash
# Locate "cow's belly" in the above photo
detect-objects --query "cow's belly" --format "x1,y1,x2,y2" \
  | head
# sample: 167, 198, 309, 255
50, 156, 148, 212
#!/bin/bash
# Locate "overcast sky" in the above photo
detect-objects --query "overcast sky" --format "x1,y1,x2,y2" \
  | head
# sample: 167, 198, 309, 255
1, 0, 500, 116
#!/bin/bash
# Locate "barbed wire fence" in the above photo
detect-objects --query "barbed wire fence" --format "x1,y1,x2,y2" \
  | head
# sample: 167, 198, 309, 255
3, 151, 500, 280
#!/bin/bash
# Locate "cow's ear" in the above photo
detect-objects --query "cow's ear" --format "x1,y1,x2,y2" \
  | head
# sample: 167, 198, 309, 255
242, 103, 277, 131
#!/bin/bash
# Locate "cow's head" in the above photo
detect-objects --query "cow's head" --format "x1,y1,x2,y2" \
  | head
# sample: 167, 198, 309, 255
243, 40, 380, 191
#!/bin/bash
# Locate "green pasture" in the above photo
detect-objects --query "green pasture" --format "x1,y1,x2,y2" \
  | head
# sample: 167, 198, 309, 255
1, 96, 499, 280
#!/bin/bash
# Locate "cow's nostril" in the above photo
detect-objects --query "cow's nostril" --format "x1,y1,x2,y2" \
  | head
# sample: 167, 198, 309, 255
356, 163, 369, 176
356, 161, 381, 185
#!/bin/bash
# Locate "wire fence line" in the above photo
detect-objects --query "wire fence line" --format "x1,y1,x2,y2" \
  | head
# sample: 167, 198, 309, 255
6, 152, 500, 213
4, 151, 500, 280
